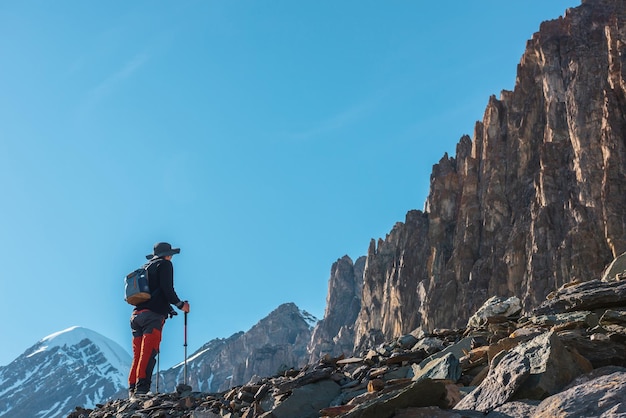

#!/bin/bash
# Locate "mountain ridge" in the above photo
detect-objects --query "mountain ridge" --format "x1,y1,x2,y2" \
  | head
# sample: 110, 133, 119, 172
158, 302, 317, 393
0, 327, 130, 418
0, 304, 317, 418
343, 0, 626, 352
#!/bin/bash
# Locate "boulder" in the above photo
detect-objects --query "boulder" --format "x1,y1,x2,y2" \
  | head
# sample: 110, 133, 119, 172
533, 371, 626, 417
511, 331, 592, 399
338, 379, 460, 418
264, 379, 340, 418
467, 296, 522, 328
414, 337, 473, 371
453, 351, 530, 413
601, 251, 626, 282
600, 309, 626, 326
410, 352, 461, 383
411, 337, 445, 355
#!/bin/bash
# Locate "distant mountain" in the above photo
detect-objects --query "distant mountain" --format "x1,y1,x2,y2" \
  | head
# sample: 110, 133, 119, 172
0, 326, 130, 418
158, 302, 317, 393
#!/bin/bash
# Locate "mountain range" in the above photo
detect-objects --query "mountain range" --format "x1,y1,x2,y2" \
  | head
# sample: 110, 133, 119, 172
0, 306, 317, 418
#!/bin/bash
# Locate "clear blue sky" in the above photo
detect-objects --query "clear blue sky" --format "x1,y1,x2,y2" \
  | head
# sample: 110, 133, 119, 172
0, 1, 579, 369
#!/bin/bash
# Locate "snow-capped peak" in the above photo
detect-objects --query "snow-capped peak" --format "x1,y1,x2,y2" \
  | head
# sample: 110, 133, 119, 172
1, 326, 131, 418
28, 326, 130, 371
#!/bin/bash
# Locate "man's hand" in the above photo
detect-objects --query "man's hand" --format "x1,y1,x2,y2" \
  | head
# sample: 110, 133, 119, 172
181, 301, 190, 313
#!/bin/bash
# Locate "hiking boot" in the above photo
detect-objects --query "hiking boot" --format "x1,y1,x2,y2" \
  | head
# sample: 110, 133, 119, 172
135, 379, 151, 396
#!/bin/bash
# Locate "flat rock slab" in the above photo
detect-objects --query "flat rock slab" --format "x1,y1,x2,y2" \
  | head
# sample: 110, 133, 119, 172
534, 280, 626, 315
337, 357, 365, 365
339, 379, 459, 418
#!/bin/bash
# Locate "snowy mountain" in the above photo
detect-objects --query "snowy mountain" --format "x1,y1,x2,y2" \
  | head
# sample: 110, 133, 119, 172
0, 326, 131, 418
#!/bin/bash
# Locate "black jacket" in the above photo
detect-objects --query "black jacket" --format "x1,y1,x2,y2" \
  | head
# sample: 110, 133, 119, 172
135, 258, 183, 316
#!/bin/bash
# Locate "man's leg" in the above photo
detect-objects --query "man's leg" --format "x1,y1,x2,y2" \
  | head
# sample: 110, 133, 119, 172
134, 312, 165, 394
128, 312, 144, 395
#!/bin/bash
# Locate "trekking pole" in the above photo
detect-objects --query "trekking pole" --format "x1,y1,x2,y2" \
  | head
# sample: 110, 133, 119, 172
155, 350, 160, 393
183, 311, 188, 385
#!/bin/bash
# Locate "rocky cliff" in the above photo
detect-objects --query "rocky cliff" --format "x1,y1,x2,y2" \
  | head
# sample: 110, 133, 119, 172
308, 256, 366, 363
350, 0, 626, 351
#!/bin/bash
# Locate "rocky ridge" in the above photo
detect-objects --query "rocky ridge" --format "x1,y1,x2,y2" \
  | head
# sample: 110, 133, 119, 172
158, 303, 316, 393
308, 256, 366, 364
67, 271, 626, 417
350, 0, 626, 352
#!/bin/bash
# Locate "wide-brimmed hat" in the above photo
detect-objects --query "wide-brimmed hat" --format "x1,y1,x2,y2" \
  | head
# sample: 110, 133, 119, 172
146, 242, 181, 260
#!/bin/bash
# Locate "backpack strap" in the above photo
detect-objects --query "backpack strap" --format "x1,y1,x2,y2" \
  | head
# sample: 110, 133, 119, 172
143, 258, 162, 297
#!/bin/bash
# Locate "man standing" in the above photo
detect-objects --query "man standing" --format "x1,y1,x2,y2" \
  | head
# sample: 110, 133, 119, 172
128, 242, 190, 397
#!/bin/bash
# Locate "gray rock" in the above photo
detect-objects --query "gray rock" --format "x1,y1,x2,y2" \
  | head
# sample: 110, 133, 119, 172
264, 379, 341, 418
397, 334, 420, 349
528, 311, 599, 327
190, 411, 222, 418
340, 379, 460, 418
467, 296, 522, 328
512, 331, 591, 400
411, 352, 461, 383
488, 400, 540, 417
600, 309, 626, 326
561, 366, 626, 390
414, 337, 473, 372
534, 280, 626, 316
454, 351, 530, 413
383, 365, 411, 380
556, 330, 626, 368
602, 251, 626, 282
411, 337, 446, 355
533, 371, 626, 417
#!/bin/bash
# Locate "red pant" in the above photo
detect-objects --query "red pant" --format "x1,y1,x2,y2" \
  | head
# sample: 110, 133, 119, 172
129, 310, 165, 392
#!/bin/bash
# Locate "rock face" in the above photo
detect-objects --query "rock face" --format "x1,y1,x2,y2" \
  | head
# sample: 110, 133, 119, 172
158, 303, 316, 393
353, 0, 626, 350
308, 256, 366, 362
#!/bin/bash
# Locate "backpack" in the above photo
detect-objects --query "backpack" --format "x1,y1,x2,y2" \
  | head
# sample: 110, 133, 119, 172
124, 260, 158, 305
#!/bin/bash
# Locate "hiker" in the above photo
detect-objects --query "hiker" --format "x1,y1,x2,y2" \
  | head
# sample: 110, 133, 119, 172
128, 242, 190, 397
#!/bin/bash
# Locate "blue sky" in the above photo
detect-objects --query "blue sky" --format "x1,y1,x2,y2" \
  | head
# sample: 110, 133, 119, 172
0, 1, 579, 369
